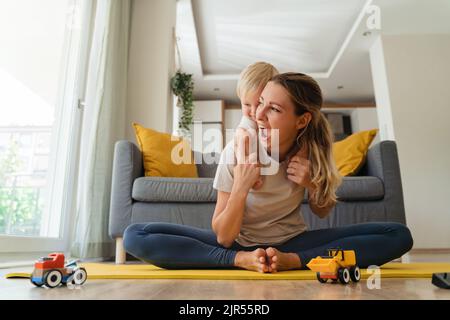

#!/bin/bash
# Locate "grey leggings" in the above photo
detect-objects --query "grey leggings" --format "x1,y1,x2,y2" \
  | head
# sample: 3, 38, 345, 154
123, 221, 413, 270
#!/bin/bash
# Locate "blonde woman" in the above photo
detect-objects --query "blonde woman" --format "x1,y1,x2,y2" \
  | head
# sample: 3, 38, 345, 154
123, 72, 413, 273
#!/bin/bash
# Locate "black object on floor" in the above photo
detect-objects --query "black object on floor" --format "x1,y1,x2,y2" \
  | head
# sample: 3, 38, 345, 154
432, 272, 450, 289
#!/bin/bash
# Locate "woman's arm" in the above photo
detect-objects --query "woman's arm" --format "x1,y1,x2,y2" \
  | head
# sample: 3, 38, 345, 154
212, 129, 261, 247
212, 186, 248, 248
212, 161, 260, 247
307, 185, 335, 219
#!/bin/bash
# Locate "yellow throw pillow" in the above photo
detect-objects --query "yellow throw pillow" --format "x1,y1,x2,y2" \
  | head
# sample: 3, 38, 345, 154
133, 123, 198, 178
333, 129, 378, 176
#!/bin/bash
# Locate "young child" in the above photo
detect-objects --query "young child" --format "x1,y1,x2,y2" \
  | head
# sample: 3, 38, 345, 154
220, 62, 279, 190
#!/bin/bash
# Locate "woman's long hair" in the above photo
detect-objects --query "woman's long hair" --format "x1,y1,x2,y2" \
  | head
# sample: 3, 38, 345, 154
271, 72, 342, 208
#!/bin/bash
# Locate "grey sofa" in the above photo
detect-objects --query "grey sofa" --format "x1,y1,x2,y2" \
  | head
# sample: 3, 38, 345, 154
109, 140, 406, 263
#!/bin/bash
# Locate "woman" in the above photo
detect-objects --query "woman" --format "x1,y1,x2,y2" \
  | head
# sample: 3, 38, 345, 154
123, 73, 413, 273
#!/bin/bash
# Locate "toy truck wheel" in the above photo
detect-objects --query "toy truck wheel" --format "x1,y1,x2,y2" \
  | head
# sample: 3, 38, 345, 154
72, 267, 87, 285
44, 269, 63, 288
316, 272, 328, 283
30, 278, 43, 287
338, 268, 350, 284
350, 266, 361, 282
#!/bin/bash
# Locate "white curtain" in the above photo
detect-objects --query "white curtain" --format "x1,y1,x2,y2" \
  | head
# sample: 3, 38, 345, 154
71, 0, 130, 259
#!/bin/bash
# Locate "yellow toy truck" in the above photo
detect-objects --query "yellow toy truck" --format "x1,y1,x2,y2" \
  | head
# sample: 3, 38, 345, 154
306, 248, 361, 284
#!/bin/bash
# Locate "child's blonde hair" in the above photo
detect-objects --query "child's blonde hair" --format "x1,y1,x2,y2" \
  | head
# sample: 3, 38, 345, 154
236, 62, 279, 98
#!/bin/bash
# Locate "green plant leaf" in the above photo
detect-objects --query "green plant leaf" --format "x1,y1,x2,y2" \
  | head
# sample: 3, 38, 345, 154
170, 71, 195, 136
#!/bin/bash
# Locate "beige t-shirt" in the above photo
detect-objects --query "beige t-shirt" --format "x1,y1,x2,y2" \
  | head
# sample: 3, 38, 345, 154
213, 116, 308, 247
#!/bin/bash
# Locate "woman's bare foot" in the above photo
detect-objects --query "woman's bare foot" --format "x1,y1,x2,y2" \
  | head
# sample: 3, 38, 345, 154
265, 247, 302, 272
234, 248, 269, 273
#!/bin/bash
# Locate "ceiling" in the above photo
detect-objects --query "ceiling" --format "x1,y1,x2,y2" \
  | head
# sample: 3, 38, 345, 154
193, 0, 366, 75
175, 0, 450, 105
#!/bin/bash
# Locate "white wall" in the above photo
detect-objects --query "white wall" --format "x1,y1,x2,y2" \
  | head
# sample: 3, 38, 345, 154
126, 0, 176, 141
224, 109, 241, 144
370, 37, 396, 142
350, 108, 380, 145
370, 34, 450, 248
191, 100, 224, 154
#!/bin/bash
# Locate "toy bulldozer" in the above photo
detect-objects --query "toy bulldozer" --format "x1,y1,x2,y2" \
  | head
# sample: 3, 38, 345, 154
306, 249, 361, 284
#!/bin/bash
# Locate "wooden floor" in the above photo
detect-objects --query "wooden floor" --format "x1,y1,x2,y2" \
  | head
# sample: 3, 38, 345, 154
1, 251, 450, 300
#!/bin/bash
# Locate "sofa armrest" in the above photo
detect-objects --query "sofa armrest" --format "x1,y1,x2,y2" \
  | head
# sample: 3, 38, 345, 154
108, 140, 143, 238
364, 140, 406, 224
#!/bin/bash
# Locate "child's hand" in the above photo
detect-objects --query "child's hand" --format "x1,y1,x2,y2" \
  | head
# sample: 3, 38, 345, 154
233, 128, 261, 193
286, 144, 315, 190
251, 176, 264, 190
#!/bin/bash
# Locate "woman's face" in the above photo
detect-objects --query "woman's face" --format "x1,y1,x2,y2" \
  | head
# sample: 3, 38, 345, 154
256, 81, 310, 160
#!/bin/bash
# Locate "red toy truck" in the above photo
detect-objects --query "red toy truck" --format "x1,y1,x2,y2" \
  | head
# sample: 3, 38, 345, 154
30, 253, 87, 288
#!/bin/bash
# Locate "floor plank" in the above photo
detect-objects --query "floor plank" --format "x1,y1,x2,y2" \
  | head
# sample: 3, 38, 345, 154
1, 252, 450, 300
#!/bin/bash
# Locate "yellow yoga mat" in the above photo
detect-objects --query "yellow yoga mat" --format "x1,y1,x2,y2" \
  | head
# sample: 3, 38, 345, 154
5, 262, 450, 280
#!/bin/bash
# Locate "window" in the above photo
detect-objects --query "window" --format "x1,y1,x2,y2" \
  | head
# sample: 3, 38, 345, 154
0, 0, 91, 251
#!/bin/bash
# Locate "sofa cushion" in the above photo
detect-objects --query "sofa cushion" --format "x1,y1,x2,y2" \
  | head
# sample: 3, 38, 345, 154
133, 123, 198, 178
336, 176, 384, 201
194, 151, 219, 178
132, 177, 217, 202
302, 176, 384, 203
133, 175, 383, 204
333, 129, 378, 176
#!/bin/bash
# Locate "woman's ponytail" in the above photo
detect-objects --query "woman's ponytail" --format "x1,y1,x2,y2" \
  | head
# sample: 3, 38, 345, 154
306, 112, 342, 208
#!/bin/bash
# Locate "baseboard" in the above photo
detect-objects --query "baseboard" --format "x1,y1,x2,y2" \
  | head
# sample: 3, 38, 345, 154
0, 252, 49, 269
410, 248, 450, 254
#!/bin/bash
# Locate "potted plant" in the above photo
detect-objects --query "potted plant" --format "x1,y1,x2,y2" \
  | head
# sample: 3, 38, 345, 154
171, 71, 194, 138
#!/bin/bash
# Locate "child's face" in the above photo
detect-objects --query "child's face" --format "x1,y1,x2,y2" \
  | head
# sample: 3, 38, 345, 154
240, 88, 263, 121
